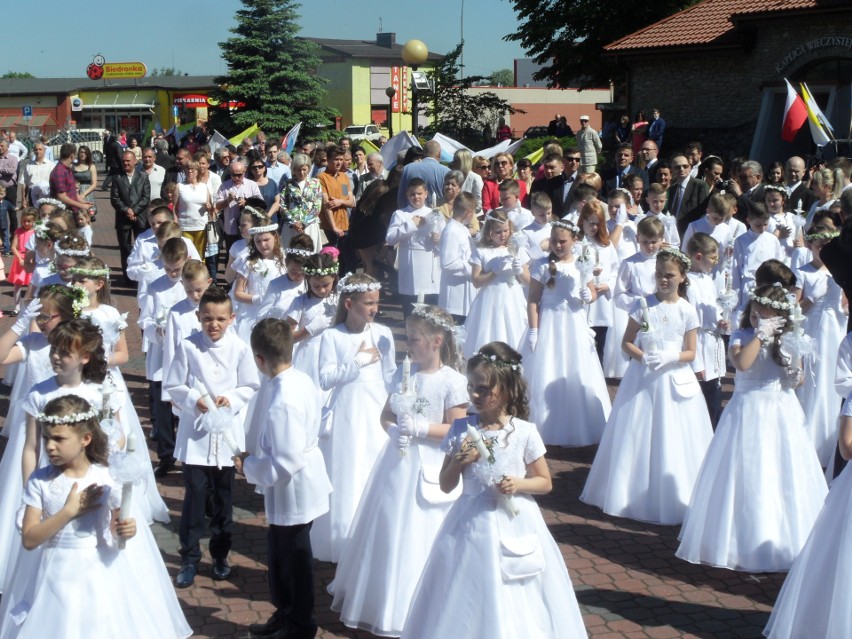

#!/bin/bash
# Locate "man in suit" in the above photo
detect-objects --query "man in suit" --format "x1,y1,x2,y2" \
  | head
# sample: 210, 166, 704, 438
397, 140, 449, 208
639, 140, 661, 184
111, 150, 151, 284
647, 108, 666, 150
603, 143, 647, 197
668, 155, 710, 236
575, 115, 602, 174
785, 156, 816, 214
533, 150, 582, 219
731, 160, 766, 222
358, 152, 387, 194
101, 132, 124, 191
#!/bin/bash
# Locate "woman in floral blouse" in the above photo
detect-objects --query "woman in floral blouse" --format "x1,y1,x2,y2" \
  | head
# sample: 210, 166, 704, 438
280, 153, 326, 252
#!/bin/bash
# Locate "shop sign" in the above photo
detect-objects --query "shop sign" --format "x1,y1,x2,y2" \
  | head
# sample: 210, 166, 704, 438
391, 67, 401, 113
174, 94, 209, 107
86, 55, 147, 80
775, 36, 852, 74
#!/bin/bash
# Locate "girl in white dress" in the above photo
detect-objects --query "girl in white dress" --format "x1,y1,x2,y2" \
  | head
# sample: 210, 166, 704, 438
525, 218, 611, 447
764, 413, 852, 638
257, 234, 313, 321
581, 248, 714, 525
331, 305, 468, 636
580, 200, 619, 363
402, 342, 587, 639
313, 273, 396, 562
677, 284, 828, 572
463, 209, 529, 359
287, 249, 340, 389
0, 286, 79, 592
70, 257, 169, 524
795, 222, 846, 466
233, 217, 287, 343
25, 222, 61, 300
0, 395, 191, 639
764, 185, 797, 264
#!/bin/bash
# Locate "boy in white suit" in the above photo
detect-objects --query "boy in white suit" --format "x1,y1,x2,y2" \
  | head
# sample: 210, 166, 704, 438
234, 318, 331, 639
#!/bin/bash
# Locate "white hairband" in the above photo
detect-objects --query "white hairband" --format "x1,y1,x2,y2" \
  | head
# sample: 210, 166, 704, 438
38, 407, 98, 424
285, 248, 313, 257
337, 272, 381, 294
36, 197, 66, 210
551, 219, 579, 234
249, 224, 278, 235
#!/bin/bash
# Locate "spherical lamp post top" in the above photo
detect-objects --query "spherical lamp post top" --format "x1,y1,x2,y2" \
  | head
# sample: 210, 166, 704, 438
401, 40, 429, 68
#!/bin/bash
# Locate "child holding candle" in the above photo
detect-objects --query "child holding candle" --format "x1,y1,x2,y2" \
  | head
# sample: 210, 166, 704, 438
579, 199, 619, 363
462, 209, 529, 359
681, 193, 744, 296
794, 222, 846, 466
1, 394, 192, 639
312, 273, 395, 563
605, 216, 664, 379
233, 319, 331, 639
402, 342, 587, 639
331, 305, 468, 636
581, 249, 713, 525
685, 233, 726, 428
163, 286, 260, 588
525, 217, 611, 446
677, 284, 828, 571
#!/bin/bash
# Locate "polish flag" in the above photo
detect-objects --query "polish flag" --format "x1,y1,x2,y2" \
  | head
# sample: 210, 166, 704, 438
781, 78, 807, 143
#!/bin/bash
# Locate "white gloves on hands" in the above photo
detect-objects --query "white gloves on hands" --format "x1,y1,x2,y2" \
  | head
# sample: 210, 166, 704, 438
398, 413, 429, 438
757, 316, 786, 336
527, 328, 538, 352
251, 294, 262, 305
354, 350, 374, 367
511, 256, 524, 276
642, 350, 680, 371
304, 313, 330, 336
580, 286, 593, 303
12, 299, 41, 336
388, 425, 411, 450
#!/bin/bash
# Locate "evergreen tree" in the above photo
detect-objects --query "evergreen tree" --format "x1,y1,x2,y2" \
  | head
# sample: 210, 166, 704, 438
210, 0, 337, 137
424, 43, 521, 148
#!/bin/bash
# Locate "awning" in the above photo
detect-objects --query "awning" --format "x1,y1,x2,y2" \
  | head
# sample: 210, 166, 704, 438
81, 103, 154, 110
27, 114, 57, 127
0, 114, 58, 128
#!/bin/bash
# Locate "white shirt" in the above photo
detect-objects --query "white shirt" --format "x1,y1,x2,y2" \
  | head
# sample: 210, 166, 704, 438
138, 274, 186, 380
439, 218, 477, 316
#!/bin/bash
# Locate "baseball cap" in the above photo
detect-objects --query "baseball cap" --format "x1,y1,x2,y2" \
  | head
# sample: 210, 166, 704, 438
580, 115, 590, 121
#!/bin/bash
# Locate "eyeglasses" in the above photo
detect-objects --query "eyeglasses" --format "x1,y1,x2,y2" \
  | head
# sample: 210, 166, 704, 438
251, 165, 265, 170
35, 313, 61, 324
640, 147, 655, 152
674, 164, 690, 169
565, 156, 581, 162
476, 165, 489, 170
231, 172, 245, 177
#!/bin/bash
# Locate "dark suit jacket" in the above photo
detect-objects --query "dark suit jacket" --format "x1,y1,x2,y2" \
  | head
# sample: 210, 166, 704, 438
531, 172, 579, 218
788, 182, 816, 214
735, 184, 766, 223
602, 166, 648, 197
821, 218, 852, 332
111, 171, 151, 230
668, 177, 710, 235
645, 159, 661, 185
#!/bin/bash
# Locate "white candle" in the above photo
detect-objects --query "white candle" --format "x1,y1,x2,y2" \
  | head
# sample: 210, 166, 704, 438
117, 431, 136, 550
639, 297, 651, 328
465, 425, 519, 518
401, 355, 411, 394
195, 383, 219, 413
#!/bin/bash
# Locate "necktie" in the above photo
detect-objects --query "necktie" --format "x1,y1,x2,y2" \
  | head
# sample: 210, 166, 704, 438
672, 185, 684, 216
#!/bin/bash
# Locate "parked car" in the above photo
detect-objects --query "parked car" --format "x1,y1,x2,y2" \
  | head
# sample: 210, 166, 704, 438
342, 124, 383, 143
47, 129, 108, 163
523, 126, 550, 140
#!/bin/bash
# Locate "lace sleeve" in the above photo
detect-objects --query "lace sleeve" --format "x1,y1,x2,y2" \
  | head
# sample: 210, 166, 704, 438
441, 417, 469, 455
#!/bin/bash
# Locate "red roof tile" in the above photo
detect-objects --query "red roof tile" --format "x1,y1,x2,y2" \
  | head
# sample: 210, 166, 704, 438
606, 0, 826, 52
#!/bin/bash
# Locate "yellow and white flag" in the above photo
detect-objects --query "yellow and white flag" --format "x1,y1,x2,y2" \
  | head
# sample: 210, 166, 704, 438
799, 83, 832, 147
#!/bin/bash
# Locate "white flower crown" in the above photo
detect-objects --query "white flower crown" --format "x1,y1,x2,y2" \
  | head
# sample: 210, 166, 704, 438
285, 248, 313, 257
484, 212, 508, 224
54, 246, 90, 257
473, 351, 524, 374
69, 283, 90, 315
248, 224, 278, 235
36, 197, 66, 210
410, 304, 455, 332
304, 264, 339, 277
38, 407, 99, 425
68, 266, 110, 279
658, 246, 692, 269
551, 219, 579, 234
748, 287, 794, 310
804, 230, 840, 242
243, 206, 267, 220
337, 272, 381, 294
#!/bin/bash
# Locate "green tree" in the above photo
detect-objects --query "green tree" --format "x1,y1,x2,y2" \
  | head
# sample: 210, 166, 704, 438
424, 43, 521, 148
150, 67, 183, 77
489, 69, 514, 87
2, 71, 34, 79
209, 0, 337, 138
505, 0, 697, 89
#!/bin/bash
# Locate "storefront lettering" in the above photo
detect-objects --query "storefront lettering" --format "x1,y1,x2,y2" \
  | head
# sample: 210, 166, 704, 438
776, 36, 852, 74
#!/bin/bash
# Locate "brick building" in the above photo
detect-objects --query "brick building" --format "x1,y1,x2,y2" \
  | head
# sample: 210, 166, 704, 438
605, 0, 852, 167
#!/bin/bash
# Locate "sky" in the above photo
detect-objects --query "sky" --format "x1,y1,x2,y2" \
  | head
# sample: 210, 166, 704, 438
7, 0, 526, 79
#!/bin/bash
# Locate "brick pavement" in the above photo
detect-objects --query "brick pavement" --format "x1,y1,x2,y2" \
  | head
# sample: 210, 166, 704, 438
0, 188, 785, 638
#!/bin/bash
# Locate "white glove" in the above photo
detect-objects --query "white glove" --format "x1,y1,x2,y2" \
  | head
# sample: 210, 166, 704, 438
388, 424, 411, 450
643, 350, 680, 371
399, 413, 430, 438
527, 328, 538, 352
579, 286, 593, 303
304, 313, 330, 336
498, 254, 515, 273
251, 294, 262, 305
757, 316, 786, 336
615, 203, 628, 225
511, 256, 524, 276
354, 350, 374, 367
12, 299, 41, 336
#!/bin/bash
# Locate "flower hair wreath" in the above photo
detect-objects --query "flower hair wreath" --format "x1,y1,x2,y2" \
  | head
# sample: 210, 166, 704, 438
68, 266, 110, 279
36, 197, 66, 210
658, 246, 692, 270
248, 224, 278, 235
54, 245, 90, 257
303, 263, 339, 277
804, 230, 840, 242
473, 351, 524, 374
243, 206, 267, 220
37, 407, 99, 425
34, 221, 51, 241
410, 304, 454, 332
747, 287, 795, 311
551, 219, 580, 234
285, 248, 313, 257
68, 284, 90, 316
337, 272, 381, 294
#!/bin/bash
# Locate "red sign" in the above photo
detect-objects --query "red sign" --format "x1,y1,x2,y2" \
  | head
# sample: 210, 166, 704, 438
391, 67, 401, 113
120, 116, 140, 132
401, 67, 410, 113
173, 94, 209, 107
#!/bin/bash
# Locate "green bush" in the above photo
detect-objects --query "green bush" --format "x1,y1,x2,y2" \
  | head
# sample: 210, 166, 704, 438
515, 135, 578, 161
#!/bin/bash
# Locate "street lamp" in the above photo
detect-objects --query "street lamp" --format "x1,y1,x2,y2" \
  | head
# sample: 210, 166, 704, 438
401, 39, 428, 137
385, 86, 396, 138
